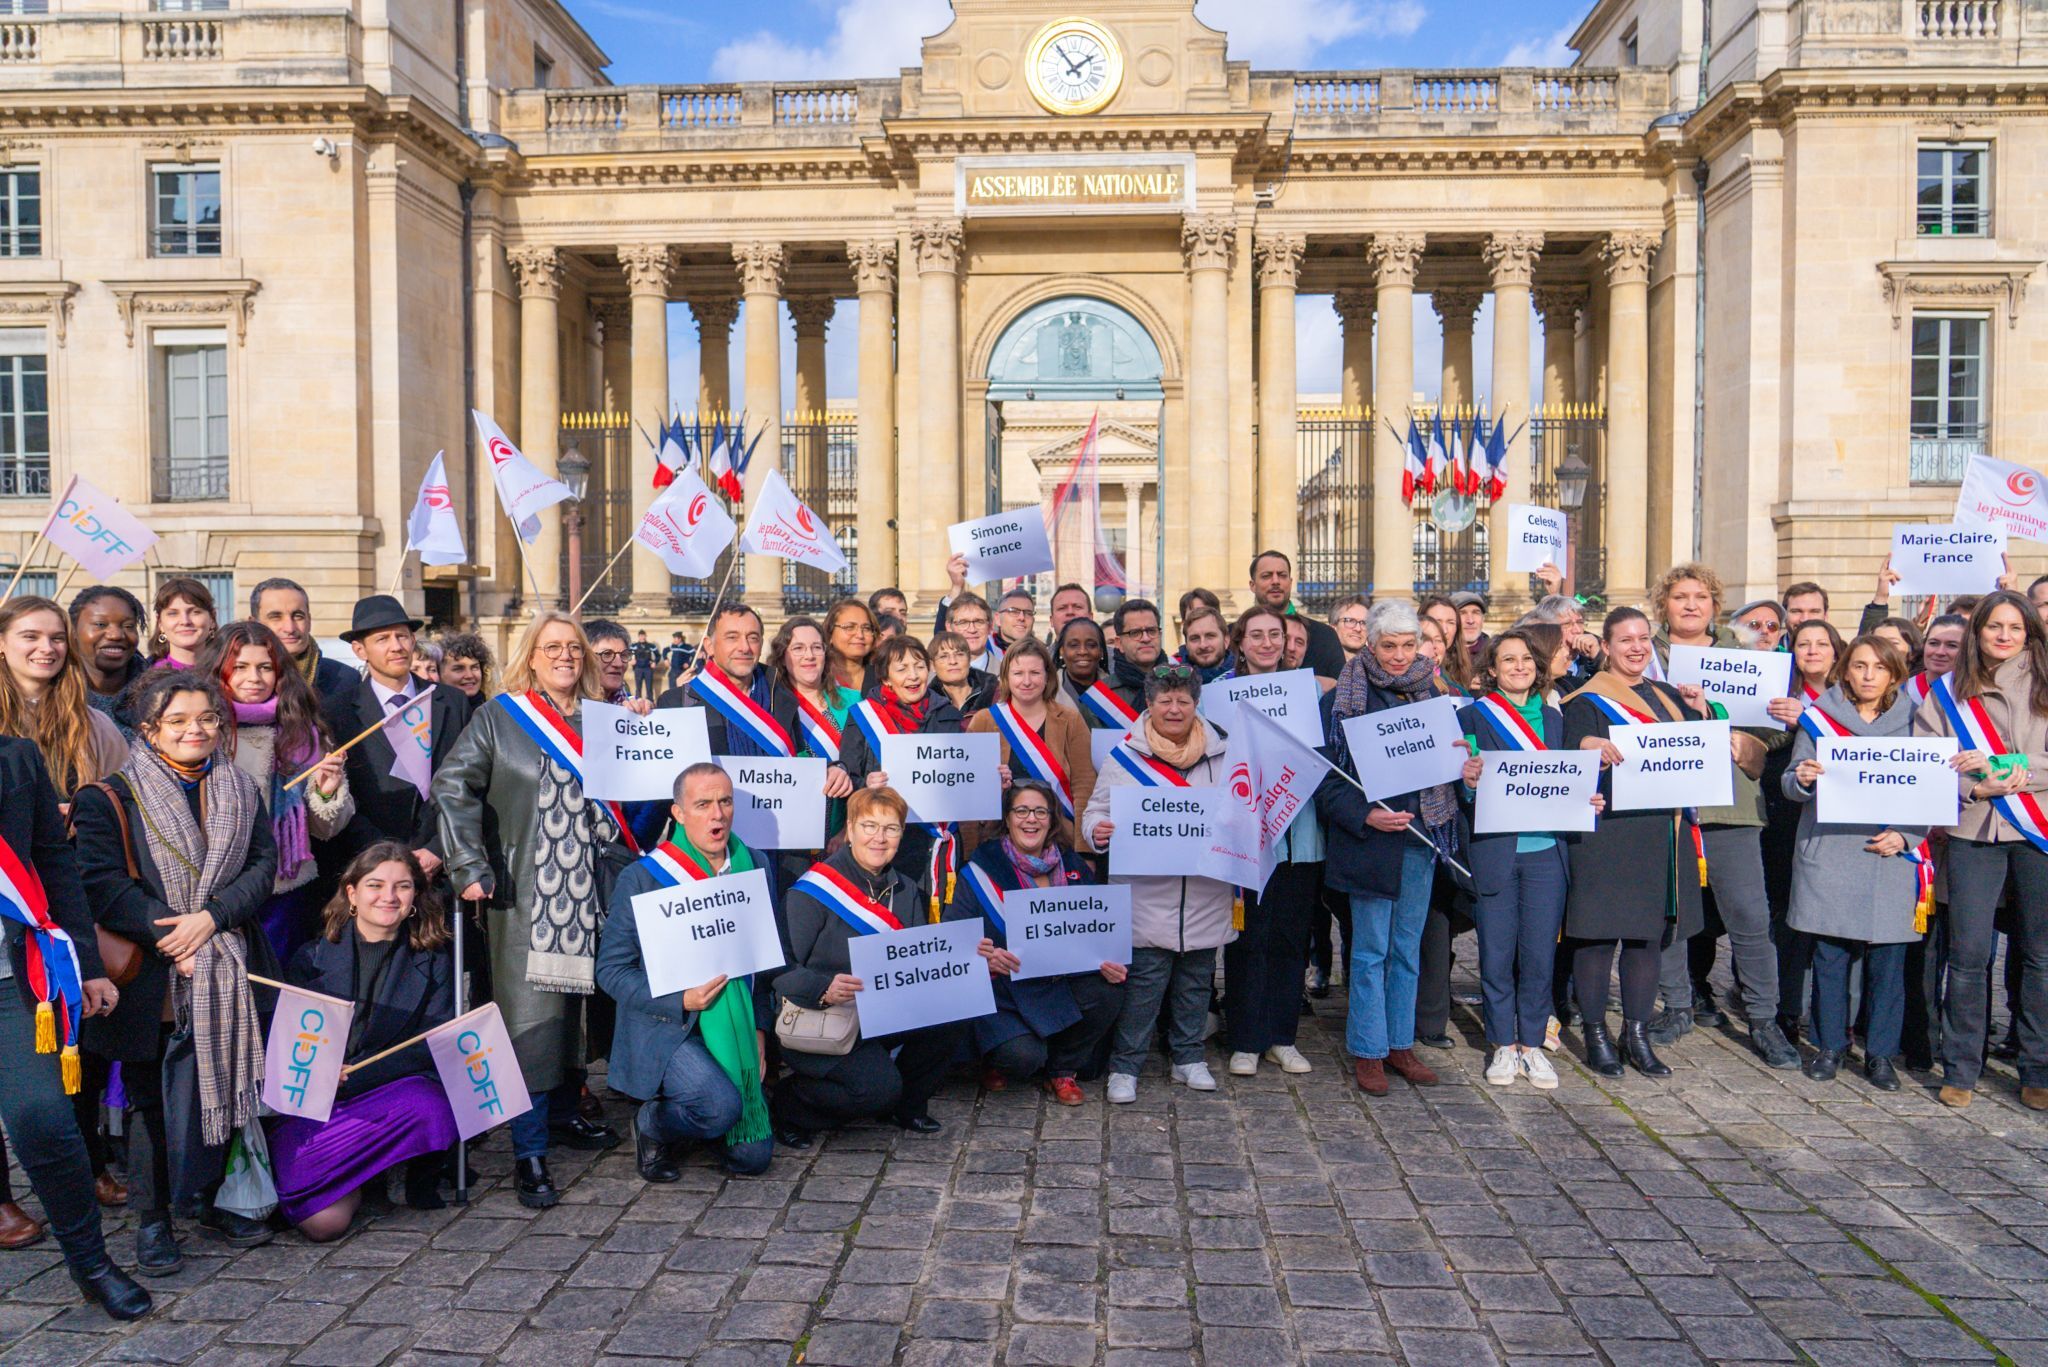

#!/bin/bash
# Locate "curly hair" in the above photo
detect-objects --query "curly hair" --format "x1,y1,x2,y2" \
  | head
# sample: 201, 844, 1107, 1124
1652, 562, 1726, 619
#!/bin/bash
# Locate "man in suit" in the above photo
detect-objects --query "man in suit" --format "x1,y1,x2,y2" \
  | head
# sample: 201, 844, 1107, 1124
320, 596, 472, 876
250, 578, 361, 705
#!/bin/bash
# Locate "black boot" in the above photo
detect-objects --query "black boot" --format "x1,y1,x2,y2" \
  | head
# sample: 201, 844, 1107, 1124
1581, 1021, 1623, 1077
1645, 1006, 1693, 1046
1691, 983, 1726, 1028
515, 1156, 559, 1210
404, 1156, 447, 1211
894, 1111, 941, 1135
547, 1114, 621, 1151
1622, 1020, 1673, 1077
70, 1259, 153, 1322
634, 1120, 681, 1184
198, 1203, 273, 1249
133, 1219, 182, 1277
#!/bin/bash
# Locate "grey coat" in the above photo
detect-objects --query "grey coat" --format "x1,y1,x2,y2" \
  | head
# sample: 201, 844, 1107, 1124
1780, 686, 1928, 944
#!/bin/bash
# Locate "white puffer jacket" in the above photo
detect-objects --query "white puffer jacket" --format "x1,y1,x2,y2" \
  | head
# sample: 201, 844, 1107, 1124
1081, 715, 1237, 952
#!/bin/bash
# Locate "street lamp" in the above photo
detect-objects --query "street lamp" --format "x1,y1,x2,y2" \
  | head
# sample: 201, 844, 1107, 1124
1554, 444, 1591, 597
559, 446, 590, 611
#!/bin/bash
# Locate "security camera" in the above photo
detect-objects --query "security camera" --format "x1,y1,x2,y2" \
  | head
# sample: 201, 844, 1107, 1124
311, 136, 338, 161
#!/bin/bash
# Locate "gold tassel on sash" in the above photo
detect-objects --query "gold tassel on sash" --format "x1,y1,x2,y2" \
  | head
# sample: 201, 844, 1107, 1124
33, 999, 54, 1053
1232, 894, 1245, 932
60, 1044, 81, 1095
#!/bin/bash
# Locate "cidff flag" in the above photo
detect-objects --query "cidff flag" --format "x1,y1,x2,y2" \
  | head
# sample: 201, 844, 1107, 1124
46, 475, 158, 581
425, 1003, 533, 1140
260, 983, 354, 1124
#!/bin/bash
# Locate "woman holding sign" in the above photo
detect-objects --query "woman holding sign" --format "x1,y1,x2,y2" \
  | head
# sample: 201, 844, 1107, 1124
1913, 589, 2048, 1111
834, 635, 967, 893
1559, 607, 1708, 1080
947, 780, 1124, 1104
769, 616, 857, 842
965, 639, 1095, 851
1762, 618, 1844, 1044
1780, 636, 1927, 1092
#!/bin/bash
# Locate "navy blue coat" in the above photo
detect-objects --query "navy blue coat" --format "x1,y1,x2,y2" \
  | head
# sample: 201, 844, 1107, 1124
1316, 686, 1435, 900
1455, 697, 1573, 896
943, 840, 1096, 1053
285, 928, 453, 1100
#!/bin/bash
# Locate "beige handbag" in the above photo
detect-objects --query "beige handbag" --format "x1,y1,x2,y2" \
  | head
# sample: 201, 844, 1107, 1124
774, 998, 860, 1056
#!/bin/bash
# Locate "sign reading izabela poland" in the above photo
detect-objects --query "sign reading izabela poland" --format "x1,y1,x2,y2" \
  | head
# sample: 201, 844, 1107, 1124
957, 154, 1196, 218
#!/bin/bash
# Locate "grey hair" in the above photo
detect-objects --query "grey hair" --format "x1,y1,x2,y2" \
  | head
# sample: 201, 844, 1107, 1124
1526, 594, 1580, 625
672, 760, 733, 804
1364, 599, 1421, 646
1143, 667, 1202, 705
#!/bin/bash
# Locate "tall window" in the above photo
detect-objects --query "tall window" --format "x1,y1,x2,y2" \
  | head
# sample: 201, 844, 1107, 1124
0, 330, 49, 499
0, 167, 40, 258
533, 48, 555, 88
151, 164, 221, 257
1621, 24, 1639, 65
1910, 313, 1987, 484
0, 3, 49, 18
156, 342, 228, 501
1917, 144, 1986, 237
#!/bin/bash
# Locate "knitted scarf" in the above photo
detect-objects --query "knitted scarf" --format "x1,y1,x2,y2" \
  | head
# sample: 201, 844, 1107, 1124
1143, 714, 1208, 771
666, 823, 770, 1146
230, 698, 318, 882
527, 755, 608, 994
1335, 650, 1458, 831
874, 683, 932, 734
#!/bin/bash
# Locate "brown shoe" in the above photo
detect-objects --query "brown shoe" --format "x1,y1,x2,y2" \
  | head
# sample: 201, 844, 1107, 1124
1353, 1057, 1389, 1096
94, 1173, 128, 1208
1386, 1048, 1440, 1087
2022, 1087, 2048, 1112
0, 1201, 45, 1249
1938, 1085, 1973, 1108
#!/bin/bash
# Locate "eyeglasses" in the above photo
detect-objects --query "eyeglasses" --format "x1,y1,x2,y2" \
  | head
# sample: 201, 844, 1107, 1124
593, 648, 628, 664
999, 605, 1034, 618
537, 643, 586, 660
1124, 625, 1162, 640
950, 616, 988, 631
833, 622, 875, 636
1150, 663, 1195, 682
1335, 615, 1368, 630
159, 714, 222, 734
853, 820, 904, 838
1010, 807, 1052, 823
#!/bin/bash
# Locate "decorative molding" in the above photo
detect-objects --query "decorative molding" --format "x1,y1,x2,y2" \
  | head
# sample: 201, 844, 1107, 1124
1254, 234, 1306, 290
615, 243, 675, 297
688, 295, 739, 336
911, 219, 965, 275
787, 295, 837, 336
1181, 214, 1235, 273
1431, 287, 1483, 329
505, 245, 563, 299
1877, 259, 2040, 329
1532, 285, 1587, 328
847, 240, 897, 296
0, 282, 78, 347
104, 278, 259, 345
1483, 231, 1544, 288
732, 241, 785, 295
1600, 229, 1661, 285
1332, 286, 1377, 330
1366, 232, 1426, 288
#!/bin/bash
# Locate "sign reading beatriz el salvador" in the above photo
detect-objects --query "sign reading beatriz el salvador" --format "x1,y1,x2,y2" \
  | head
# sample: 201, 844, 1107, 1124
957, 153, 1196, 217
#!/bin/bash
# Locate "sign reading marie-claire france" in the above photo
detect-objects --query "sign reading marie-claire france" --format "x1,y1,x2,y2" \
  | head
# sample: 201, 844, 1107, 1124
631, 868, 786, 997
1340, 695, 1470, 801
878, 732, 1003, 823
846, 917, 997, 1037
947, 508, 1056, 585
1667, 645, 1792, 729
578, 702, 712, 802
1815, 736, 1960, 828
1889, 522, 2006, 598
1607, 719, 1734, 811
1200, 668, 1324, 750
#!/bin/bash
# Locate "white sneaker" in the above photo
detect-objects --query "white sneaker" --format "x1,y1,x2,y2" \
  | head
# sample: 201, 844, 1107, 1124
1172, 1061, 1218, 1091
1228, 1051, 1260, 1076
1521, 1048, 1559, 1090
1106, 1073, 1138, 1104
1264, 1045, 1313, 1074
1485, 1048, 1520, 1086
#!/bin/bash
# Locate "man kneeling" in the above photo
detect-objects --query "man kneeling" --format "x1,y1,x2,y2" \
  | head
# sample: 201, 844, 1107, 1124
596, 763, 776, 1180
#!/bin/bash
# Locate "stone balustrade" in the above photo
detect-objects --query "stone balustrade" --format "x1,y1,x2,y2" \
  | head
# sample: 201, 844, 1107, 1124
508, 80, 899, 152
1287, 68, 1661, 136
0, 10, 357, 90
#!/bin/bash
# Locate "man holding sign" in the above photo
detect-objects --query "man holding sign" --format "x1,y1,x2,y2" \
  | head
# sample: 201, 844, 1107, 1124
596, 764, 779, 1182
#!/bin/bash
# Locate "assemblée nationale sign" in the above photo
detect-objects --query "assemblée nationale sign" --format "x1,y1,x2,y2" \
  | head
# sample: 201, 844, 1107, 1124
956, 154, 1196, 217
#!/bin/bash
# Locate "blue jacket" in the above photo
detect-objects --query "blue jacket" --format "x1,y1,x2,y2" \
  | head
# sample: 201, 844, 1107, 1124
944, 840, 1096, 1052
595, 840, 779, 1103
1454, 697, 1572, 896
284, 929, 453, 1101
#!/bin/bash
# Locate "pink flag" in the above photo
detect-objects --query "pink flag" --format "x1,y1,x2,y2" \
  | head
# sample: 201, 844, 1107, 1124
425, 1004, 532, 1140
740, 468, 848, 574
386, 690, 433, 799
260, 983, 353, 1124
45, 475, 158, 581
1046, 410, 1134, 595
1195, 704, 1333, 894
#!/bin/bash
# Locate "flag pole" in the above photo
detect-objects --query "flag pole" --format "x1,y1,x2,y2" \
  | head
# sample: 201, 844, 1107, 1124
452, 893, 469, 1205
52, 561, 80, 605
3, 486, 63, 601
572, 537, 636, 617
385, 540, 411, 598
1324, 761, 1473, 879
283, 709, 408, 790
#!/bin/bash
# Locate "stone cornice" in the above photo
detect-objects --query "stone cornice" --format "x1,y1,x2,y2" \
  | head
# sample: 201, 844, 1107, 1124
1877, 258, 2040, 329
1684, 68, 2048, 163
880, 114, 1271, 164
104, 277, 259, 345
0, 281, 78, 346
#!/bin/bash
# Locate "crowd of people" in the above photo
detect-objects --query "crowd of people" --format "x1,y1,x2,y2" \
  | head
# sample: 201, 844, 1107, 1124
0, 548, 2043, 1325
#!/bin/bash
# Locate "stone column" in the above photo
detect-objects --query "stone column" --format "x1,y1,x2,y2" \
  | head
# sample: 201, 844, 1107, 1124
789, 295, 835, 509
850, 241, 898, 593
1368, 233, 1424, 598
1334, 286, 1375, 414
912, 219, 964, 610
1484, 232, 1542, 605
734, 242, 785, 609
1534, 286, 1584, 411
1255, 234, 1304, 562
1603, 230, 1660, 608
593, 298, 631, 415
689, 296, 737, 416
1182, 214, 1235, 597
507, 244, 564, 605
618, 243, 675, 611
1432, 288, 1482, 413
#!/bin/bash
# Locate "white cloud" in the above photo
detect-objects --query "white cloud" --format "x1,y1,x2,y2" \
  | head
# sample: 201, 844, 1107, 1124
1500, 23, 1577, 67
712, 0, 951, 81
1194, 0, 1425, 69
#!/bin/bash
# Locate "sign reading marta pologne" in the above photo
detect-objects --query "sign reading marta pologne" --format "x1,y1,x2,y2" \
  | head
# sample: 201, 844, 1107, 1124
846, 917, 997, 1037
1608, 719, 1734, 811
1110, 786, 1215, 877
579, 701, 711, 802
879, 732, 1002, 823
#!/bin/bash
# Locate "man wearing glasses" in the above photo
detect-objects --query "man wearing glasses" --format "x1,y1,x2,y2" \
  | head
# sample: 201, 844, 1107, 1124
996, 588, 1039, 649
1104, 598, 1167, 712
1329, 594, 1369, 663
941, 593, 1004, 675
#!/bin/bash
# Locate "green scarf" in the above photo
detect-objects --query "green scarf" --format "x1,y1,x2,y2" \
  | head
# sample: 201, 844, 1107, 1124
667, 823, 771, 1146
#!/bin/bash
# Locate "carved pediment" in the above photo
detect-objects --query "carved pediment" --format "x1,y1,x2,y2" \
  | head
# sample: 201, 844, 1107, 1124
1876, 259, 2039, 328
104, 278, 260, 344
914, 2, 1235, 121
0, 282, 78, 346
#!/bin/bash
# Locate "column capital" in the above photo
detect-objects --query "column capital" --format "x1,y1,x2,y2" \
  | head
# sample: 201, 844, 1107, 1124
848, 239, 898, 295
1253, 233, 1306, 290
590, 296, 631, 332
1601, 229, 1662, 285
616, 243, 675, 297
1431, 287, 1483, 331
788, 295, 837, 338
1332, 285, 1377, 329
733, 241, 786, 296
689, 295, 738, 339
1366, 232, 1426, 288
1182, 215, 1236, 273
1532, 285, 1587, 329
1482, 231, 1545, 288
910, 219, 964, 274
505, 244, 562, 300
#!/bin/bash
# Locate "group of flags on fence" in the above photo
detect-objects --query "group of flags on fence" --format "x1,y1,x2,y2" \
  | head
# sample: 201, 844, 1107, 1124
1400, 409, 1510, 507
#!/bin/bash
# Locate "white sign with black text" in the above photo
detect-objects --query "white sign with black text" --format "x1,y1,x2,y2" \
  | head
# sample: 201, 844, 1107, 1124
1474, 752, 1601, 834
631, 868, 786, 998
1607, 720, 1734, 811
1109, 786, 1217, 877
579, 702, 712, 802
1890, 523, 2007, 598
1505, 503, 1569, 574
1008, 884, 1133, 980
1200, 669, 1325, 750
1815, 736, 1961, 828
947, 508, 1056, 584
723, 757, 827, 850
1341, 695, 1470, 802
1667, 645, 1792, 729
878, 732, 1003, 823
847, 917, 997, 1037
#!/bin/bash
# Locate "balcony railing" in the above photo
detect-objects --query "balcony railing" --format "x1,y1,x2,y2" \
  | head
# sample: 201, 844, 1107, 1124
1910, 431, 1987, 485
514, 80, 898, 152
1917, 0, 1999, 38
0, 23, 36, 63
0, 11, 355, 88
1284, 68, 1660, 136
140, 17, 222, 61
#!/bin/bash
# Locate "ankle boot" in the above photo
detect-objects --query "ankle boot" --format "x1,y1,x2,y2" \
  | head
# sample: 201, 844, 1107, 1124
1623, 1020, 1673, 1077
70, 1259, 153, 1322
1384, 1048, 1439, 1087
1581, 1020, 1623, 1077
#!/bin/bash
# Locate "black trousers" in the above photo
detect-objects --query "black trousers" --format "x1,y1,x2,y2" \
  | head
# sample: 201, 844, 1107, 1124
772, 1021, 967, 1131
1224, 861, 1321, 1053
1415, 870, 1474, 1040
985, 975, 1124, 1081
1309, 882, 1349, 981
116, 1043, 175, 1223
1571, 937, 1661, 1024
0, 982, 110, 1273
68, 1051, 114, 1181
1941, 839, 2048, 1089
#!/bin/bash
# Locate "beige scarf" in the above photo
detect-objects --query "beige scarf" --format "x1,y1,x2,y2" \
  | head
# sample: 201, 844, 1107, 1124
1143, 714, 1208, 771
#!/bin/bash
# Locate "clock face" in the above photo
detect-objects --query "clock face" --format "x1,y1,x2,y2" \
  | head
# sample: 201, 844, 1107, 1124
1026, 19, 1123, 115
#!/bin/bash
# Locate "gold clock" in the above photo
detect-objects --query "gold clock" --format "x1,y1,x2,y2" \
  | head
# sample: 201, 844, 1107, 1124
1024, 18, 1124, 116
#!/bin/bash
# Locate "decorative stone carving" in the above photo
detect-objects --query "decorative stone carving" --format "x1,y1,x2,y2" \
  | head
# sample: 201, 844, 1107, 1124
1181, 215, 1235, 272
1366, 232, 1426, 287
689, 296, 739, 338
105, 279, 259, 345
1483, 231, 1545, 287
848, 240, 898, 295
1254, 234, 1305, 290
1877, 259, 2039, 329
505, 245, 562, 299
732, 241, 785, 296
1600, 230, 1662, 285
616, 243, 675, 297
1332, 286, 1377, 330
1532, 286, 1587, 330
910, 220, 964, 274
787, 296, 837, 337
1431, 288, 1484, 330
0, 283, 77, 347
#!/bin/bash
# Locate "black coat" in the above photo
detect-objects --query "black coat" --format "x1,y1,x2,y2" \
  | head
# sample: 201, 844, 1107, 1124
285, 928, 453, 1100
307, 653, 363, 708
1316, 686, 1436, 900
320, 677, 472, 858
655, 669, 802, 758
833, 694, 966, 885
1455, 698, 1574, 896
1292, 610, 1347, 682
771, 847, 926, 1012
72, 775, 279, 1062
943, 840, 1096, 1052
0, 739, 104, 1014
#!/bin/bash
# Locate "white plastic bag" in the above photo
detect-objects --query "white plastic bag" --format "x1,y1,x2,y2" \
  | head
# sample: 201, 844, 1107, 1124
215, 1120, 278, 1221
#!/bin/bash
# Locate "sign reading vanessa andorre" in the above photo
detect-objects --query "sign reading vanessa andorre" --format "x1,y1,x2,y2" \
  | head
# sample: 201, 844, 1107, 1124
1607, 720, 1734, 811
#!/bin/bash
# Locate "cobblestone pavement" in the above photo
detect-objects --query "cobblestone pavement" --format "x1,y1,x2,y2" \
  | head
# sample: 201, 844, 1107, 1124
5, 964, 2048, 1367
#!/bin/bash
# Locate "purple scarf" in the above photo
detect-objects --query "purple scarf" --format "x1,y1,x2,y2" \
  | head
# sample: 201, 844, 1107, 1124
231, 697, 319, 881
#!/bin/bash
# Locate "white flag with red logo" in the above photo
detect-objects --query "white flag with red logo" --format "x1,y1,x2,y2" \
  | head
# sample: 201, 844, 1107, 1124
260, 983, 353, 1124
636, 466, 735, 579
471, 410, 572, 545
405, 452, 467, 566
1194, 703, 1332, 894
739, 468, 848, 574
1956, 454, 2048, 544
44, 475, 158, 581
425, 1003, 532, 1141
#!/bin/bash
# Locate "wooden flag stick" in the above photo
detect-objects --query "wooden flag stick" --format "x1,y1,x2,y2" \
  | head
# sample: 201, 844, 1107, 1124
283, 708, 405, 791
385, 541, 411, 597
4, 481, 67, 602
572, 536, 636, 617
247, 974, 287, 991
52, 561, 80, 605
339, 1002, 488, 1077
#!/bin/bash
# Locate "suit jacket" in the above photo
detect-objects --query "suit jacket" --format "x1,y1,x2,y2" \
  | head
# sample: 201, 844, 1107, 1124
655, 670, 802, 758
321, 677, 471, 857
286, 928, 453, 1099
0, 738, 103, 1010
308, 653, 363, 707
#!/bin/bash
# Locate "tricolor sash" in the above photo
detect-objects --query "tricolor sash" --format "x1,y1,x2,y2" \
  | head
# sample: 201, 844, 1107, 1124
1109, 743, 1192, 788
988, 703, 1074, 818
493, 692, 642, 855
1475, 693, 1546, 750
960, 861, 1007, 936
1906, 672, 1931, 707
692, 663, 795, 757
847, 698, 895, 753
1930, 673, 2048, 853
1798, 682, 1822, 705
791, 691, 842, 762
1580, 687, 1705, 885
1796, 705, 1853, 743
645, 839, 713, 886
0, 833, 84, 1093
846, 700, 956, 917
794, 862, 904, 935
1902, 841, 1937, 931
1075, 679, 1138, 730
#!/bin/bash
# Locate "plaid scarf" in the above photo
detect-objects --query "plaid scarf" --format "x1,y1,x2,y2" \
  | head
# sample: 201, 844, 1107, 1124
1335, 650, 1459, 832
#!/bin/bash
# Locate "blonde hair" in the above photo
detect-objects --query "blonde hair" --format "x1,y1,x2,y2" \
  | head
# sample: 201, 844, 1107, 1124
500, 609, 605, 701
1652, 562, 1726, 619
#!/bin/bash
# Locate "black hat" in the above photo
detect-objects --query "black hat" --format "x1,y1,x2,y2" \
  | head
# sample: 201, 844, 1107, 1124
341, 594, 425, 643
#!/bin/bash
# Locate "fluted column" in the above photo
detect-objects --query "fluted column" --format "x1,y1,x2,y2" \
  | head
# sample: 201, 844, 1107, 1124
1603, 230, 1660, 607
789, 295, 835, 510
1534, 286, 1584, 410
734, 242, 785, 608
689, 296, 737, 416
507, 245, 564, 605
1255, 233, 1304, 562
1183, 215, 1234, 597
1334, 286, 1375, 415
1432, 288, 1482, 413
618, 244, 675, 610
1484, 232, 1542, 605
1368, 233, 1424, 597
850, 241, 897, 592
912, 219, 964, 609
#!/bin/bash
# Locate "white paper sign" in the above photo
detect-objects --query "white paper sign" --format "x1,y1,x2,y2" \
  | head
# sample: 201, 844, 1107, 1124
1505, 503, 1569, 574
1815, 736, 1960, 828
1341, 695, 1470, 801
1089, 728, 1132, 771
724, 757, 827, 850
632, 868, 786, 998
579, 702, 711, 801
1474, 752, 1600, 834
1608, 720, 1734, 811
1200, 669, 1324, 749
878, 732, 1002, 823
1109, 786, 1217, 877
1008, 884, 1133, 980
947, 508, 1056, 584
1890, 523, 2007, 598
1667, 645, 1792, 728
847, 917, 997, 1037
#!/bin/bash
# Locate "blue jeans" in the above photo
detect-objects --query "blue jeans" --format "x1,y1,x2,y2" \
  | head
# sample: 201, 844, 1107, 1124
1473, 845, 1568, 1048
1811, 937, 1907, 1058
1347, 842, 1435, 1059
507, 1079, 584, 1160
638, 1035, 773, 1176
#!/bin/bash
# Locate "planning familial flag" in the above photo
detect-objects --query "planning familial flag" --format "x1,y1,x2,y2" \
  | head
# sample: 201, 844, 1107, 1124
471, 410, 572, 545
1955, 454, 2048, 543
1194, 705, 1332, 895
405, 453, 468, 567
740, 469, 848, 574
44, 475, 158, 581
425, 1004, 533, 1141
635, 466, 735, 578
260, 983, 353, 1124
1046, 410, 1132, 593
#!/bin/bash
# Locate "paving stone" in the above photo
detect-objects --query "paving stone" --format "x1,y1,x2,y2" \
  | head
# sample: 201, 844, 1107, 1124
1004, 1324, 1098, 1366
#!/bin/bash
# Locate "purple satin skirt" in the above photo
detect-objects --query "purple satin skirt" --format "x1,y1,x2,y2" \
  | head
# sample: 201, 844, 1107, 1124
267, 1075, 459, 1224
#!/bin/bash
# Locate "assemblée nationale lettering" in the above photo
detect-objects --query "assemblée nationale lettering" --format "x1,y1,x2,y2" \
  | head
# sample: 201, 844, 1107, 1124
965, 169, 1183, 205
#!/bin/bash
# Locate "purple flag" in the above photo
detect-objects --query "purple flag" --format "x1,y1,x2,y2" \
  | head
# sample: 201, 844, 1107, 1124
424, 1004, 532, 1141
260, 983, 353, 1124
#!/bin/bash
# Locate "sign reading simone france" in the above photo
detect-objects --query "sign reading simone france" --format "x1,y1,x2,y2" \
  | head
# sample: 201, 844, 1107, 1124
947, 508, 1056, 585
1505, 504, 1569, 574
1340, 695, 1470, 801
1110, 786, 1216, 876
1667, 645, 1792, 728
846, 917, 997, 1037
1009, 885, 1133, 981
260, 983, 353, 1124
579, 701, 711, 802
1815, 736, 1960, 828
1474, 752, 1601, 835
1201, 669, 1324, 750
879, 732, 1002, 823
725, 757, 827, 850
632, 868, 785, 998
1608, 720, 1734, 811
1890, 522, 2007, 598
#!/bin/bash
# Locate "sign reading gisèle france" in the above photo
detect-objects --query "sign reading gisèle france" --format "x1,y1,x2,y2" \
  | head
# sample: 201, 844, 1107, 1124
1340, 694, 1470, 801
1814, 736, 1960, 828
879, 732, 1003, 823
1201, 668, 1324, 750
579, 701, 711, 802
632, 867, 786, 998
1667, 645, 1791, 728
846, 917, 997, 1037
1109, 786, 1215, 876
725, 757, 827, 850
1607, 720, 1734, 811
1008, 884, 1133, 981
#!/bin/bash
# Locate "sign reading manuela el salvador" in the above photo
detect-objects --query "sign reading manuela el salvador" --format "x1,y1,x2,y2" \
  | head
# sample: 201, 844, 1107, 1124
957, 154, 1197, 217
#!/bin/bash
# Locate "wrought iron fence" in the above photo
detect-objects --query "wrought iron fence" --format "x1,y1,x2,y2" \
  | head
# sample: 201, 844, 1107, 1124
1295, 408, 1371, 613
557, 412, 637, 615
779, 412, 859, 614
1909, 428, 1986, 485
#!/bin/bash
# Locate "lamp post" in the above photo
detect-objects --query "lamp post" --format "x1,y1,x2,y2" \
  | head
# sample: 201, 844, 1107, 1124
559, 446, 590, 612
1555, 443, 1590, 598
